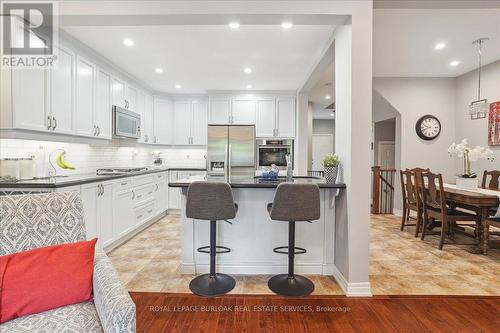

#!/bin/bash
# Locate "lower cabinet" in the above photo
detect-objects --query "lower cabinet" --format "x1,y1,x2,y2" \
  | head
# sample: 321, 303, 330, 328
168, 172, 180, 209
154, 179, 168, 215
113, 185, 135, 239
80, 181, 114, 248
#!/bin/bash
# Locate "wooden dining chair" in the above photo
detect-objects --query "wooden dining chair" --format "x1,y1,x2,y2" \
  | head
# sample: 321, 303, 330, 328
420, 171, 478, 250
483, 217, 500, 255
400, 170, 421, 237
482, 170, 500, 190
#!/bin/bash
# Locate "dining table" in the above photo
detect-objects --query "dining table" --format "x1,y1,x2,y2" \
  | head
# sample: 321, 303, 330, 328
443, 184, 500, 254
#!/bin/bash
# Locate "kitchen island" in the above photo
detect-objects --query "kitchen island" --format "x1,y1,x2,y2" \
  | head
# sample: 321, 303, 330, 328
169, 176, 345, 277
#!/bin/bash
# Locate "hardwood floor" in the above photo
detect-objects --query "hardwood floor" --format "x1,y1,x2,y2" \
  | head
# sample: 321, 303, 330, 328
131, 292, 500, 333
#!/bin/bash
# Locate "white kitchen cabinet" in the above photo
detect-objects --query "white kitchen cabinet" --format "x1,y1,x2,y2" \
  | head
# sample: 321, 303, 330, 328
75, 56, 96, 137
276, 97, 296, 138
12, 67, 49, 132
125, 85, 138, 112
99, 183, 114, 247
191, 102, 208, 145
142, 93, 154, 144
153, 97, 174, 144
111, 78, 125, 108
113, 185, 135, 238
94, 68, 112, 139
154, 178, 168, 215
256, 97, 275, 137
50, 46, 75, 135
231, 98, 255, 125
81, 181, 113, 248
173, 101, 192, 145
136, 90, 145, 142
208, 97, 231, 124
168, 172, 180, 209
173, 100, 208, 145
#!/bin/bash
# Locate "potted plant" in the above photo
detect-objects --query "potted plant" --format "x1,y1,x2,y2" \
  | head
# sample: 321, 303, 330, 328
448, 138, 495, 189
321, 154, 340, 183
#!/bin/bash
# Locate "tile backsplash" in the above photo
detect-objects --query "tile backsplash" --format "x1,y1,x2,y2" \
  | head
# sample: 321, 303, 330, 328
0, 139, 206, 176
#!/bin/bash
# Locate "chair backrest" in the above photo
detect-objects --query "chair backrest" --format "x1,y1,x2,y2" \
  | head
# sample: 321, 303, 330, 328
400, 170, 418, 205
269, 183, 320, 222
420, 171, 446, 213
186, 181, 236, 221
0, 192, 86, 255
406, 167, 430, 191
482, 170, 500, 190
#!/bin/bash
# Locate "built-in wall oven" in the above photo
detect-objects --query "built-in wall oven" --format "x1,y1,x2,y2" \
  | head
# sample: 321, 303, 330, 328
113, 105, 141, 139
257, 139, 294, 169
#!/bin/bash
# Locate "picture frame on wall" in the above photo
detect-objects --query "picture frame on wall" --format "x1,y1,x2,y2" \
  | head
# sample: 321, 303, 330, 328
488, 101, 500, 146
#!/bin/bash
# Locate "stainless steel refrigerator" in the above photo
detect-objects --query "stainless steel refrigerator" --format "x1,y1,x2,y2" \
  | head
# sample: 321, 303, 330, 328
207, 125, 256, 180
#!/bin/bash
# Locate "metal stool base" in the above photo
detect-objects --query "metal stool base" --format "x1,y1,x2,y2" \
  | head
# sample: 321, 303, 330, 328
268, 274, 314, 297
189, 273, 236, 297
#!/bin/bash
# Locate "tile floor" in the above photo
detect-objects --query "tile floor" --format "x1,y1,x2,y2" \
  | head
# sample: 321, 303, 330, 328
108, 213, 500, 295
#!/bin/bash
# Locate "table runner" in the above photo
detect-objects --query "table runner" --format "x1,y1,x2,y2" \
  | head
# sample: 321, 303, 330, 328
445, 184, 500, 218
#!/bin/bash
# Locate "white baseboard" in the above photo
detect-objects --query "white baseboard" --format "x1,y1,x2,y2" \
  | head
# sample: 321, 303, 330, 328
331, 265, 372, 297
187, 263, 325, 275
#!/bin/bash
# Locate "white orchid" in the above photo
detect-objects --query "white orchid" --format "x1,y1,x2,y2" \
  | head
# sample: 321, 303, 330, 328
448, 138, 495, 176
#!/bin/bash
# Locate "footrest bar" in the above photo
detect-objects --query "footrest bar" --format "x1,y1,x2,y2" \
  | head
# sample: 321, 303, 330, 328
197, 245, 231, 254
273, 246, 307, 255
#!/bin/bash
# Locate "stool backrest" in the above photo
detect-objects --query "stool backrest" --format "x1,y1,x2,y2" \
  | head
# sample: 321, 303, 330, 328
186, 181, 236, 221
269, 183, 320, 222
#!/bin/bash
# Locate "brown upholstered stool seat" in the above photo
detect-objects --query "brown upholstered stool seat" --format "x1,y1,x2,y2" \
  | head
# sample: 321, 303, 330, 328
267, 183, 320, 297
185, 181, 237, 297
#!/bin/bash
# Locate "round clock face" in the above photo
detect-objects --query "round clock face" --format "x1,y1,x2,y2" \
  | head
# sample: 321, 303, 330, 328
416, 115, 441, 141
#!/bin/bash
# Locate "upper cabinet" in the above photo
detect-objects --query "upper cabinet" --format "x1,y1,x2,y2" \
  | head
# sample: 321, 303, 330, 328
125, 85, 138, 112
255, 97, 275, 138
50, 45, 75, 135
232, 98, 255, 125
153, 97, 174, 145
95, 69, 112, 139
275, 97, 296, 138
173, 100, 208, 145
75, 55, 96, 137
208, 95, 255, 125
141, 93, 154, 144
208, 96, 231, 124
111, 78, 125, 108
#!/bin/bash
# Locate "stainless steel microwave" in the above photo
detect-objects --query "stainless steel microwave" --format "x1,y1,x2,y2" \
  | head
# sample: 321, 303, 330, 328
113, 106, 141, 139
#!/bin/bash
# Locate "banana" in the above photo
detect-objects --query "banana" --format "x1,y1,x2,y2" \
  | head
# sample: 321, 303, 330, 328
56, 152, 75, 170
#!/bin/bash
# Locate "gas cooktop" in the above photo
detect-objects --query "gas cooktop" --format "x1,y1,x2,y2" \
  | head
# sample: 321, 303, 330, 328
96, 167, 148, 176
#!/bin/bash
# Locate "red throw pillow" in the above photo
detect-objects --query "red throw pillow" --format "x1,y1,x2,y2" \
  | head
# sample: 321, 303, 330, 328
0, 238, 97, 323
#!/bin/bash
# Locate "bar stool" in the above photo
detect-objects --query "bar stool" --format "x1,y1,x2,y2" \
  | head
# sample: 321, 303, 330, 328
267, 183, 320, 296
186, 181, 238, 297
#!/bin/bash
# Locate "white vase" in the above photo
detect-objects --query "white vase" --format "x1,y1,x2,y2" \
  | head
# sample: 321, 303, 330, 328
455, 177, 478, 190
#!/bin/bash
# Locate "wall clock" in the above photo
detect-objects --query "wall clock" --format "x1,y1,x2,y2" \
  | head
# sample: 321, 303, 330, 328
415, 115, 441, 141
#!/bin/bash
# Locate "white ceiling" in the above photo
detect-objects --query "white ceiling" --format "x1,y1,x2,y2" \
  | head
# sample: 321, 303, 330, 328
374, 8, 500, 77
63, 25, 335, 94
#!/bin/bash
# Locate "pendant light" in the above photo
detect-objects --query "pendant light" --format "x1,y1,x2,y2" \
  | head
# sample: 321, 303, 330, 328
469, 38, 489, 120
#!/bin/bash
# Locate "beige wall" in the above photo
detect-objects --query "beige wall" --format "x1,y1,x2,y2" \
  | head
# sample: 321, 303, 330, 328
454, 60, 500, 176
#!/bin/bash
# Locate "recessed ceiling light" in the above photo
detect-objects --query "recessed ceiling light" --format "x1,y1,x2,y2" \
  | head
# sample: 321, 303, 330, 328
434, 42, 446, 50
281, 22, 293, 29
246, 84, 252, 89
229, 22, 240, 29
122, 39, 134, 47
243, 67, 252, 74
155, 68, 164, 74
175, 84, 181, 89
330, 113, 335, 117
450, 60, 460, 67
325, 95, 331, 100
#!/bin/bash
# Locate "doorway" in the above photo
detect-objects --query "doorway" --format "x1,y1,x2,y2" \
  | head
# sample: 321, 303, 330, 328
377, 141, 395, 169
312, 134, 334, 171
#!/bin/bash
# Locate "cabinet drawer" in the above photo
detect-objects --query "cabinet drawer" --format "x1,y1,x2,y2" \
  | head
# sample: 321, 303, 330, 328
153, 172, 166, 182
135, 200, 155, 224
134, 183, 155, 204
115, 179, 133, 190
133, 175, 155, 187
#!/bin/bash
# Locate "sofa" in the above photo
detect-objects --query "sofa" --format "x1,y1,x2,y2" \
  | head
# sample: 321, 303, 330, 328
0, 192, 136, 333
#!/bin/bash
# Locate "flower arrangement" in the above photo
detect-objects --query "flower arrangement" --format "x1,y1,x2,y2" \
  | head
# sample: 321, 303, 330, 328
321, 154, 341, 168
448, 139, 495, 178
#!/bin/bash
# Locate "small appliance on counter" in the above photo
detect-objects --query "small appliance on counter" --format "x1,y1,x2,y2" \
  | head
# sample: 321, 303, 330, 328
152, 151, 163, 166
0, 157, 36, 181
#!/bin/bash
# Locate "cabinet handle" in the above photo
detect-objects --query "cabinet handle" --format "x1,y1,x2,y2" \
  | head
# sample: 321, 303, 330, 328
147, 209, 153, 214
52, 117, 57, 130
97, 126, 100, 136
132, 191, 135, 200
137, 214, 143, 219
147, 191, 152, 195
154, 136, 157, 143
47, 116, 52, 130
145, 135, 148, 142
137, 194, 142, 199
101, 184, 104, 195
93, 125, 97, 136
121, 182, 128, 186
155, 184, 159, 191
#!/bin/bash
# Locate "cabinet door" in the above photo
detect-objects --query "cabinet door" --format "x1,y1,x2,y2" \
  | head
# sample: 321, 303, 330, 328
50, 46, 75, 135
143, 93, 154, 143
256, 98, 275, 137
232, 98, 255, 125
99, 183, 114, 248
168, 172, 180, 209
125, 85, 138, 112
208, 98, 231, 124
153, 98, 174, 144
191, 101, 208, 145
12, 67, 48, 132
81, 183, 99, 240
136, 90, 145, 142
75, 56, 96, 137
113, 187, 135, 238
95, 69, 112, 139
154, 180, 168, 215
111, 78, 125, 108
173, 101, 192, 145
276, 97, 296, 138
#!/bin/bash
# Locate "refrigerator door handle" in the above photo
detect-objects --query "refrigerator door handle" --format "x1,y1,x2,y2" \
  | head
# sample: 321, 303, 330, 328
228, 144, 232, 181
224, 144, 228, 181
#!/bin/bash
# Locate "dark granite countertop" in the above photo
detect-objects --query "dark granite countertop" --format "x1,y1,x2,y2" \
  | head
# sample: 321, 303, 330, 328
169, 176, 346, 189
0, 167, 206, 189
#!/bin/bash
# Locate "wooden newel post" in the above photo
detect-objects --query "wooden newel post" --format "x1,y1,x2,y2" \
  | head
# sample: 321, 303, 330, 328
372, 166, 380, 214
